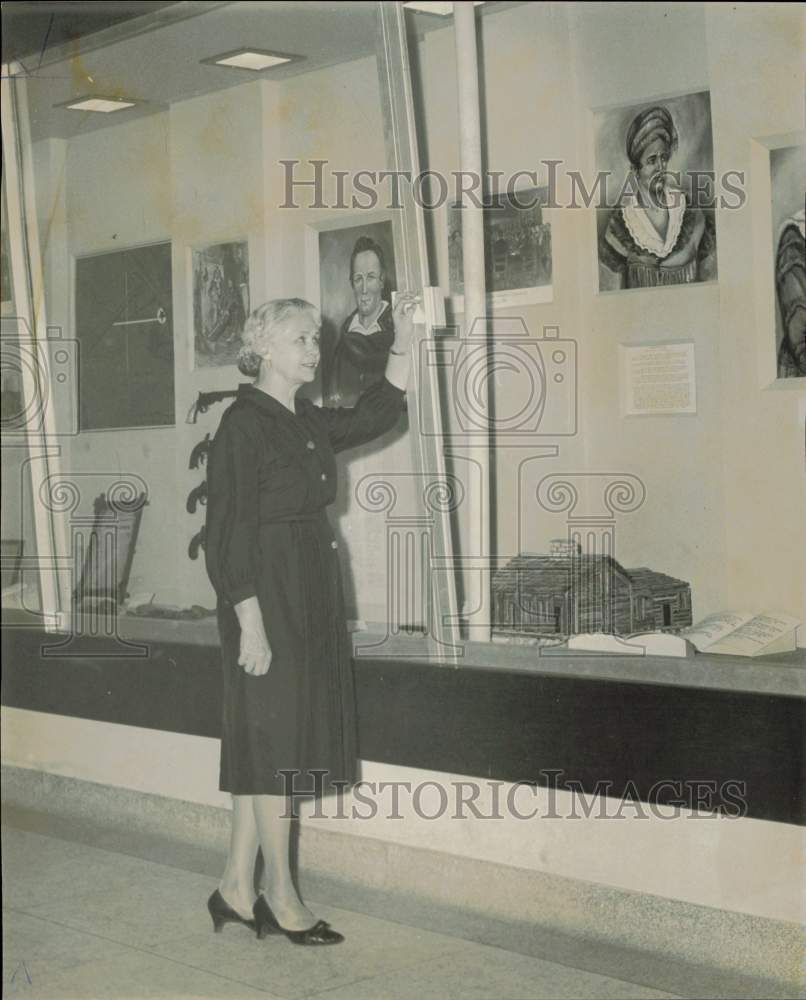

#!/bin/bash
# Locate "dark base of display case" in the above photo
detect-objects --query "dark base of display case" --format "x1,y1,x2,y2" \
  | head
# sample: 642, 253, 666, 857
2, 623, 803, 826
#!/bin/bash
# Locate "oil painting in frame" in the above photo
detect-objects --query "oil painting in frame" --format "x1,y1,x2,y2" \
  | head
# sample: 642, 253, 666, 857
446, 186, 553, 310
594, 90, 718, 294
191, 239, 249, 369
305, 216, 398, 407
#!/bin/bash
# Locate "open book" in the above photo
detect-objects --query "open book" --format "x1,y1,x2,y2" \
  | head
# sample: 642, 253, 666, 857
564, 612, 802, 659
679, 612, 802, 657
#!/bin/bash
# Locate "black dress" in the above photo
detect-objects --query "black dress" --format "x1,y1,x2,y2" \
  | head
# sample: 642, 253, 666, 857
204, 376, 406, 796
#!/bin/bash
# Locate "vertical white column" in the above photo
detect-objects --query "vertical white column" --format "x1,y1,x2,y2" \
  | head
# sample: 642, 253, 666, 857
454, 3, 490, 643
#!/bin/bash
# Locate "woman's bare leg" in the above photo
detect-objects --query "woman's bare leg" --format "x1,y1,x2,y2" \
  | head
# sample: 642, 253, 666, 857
218, 795, 260, 918
252, 794, 316, 930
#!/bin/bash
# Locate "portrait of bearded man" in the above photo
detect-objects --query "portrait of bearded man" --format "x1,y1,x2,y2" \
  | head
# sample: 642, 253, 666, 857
597, 101, 718, 292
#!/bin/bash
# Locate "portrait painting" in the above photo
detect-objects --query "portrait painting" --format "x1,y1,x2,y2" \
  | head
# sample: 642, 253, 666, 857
317, 220, 397, 407
595, 91, 718, 293
769, 144, 805, 379
448, 187, 553, 307
192, 240, 249, 368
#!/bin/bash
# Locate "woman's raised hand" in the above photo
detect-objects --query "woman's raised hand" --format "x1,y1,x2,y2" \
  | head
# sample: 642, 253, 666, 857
391, 290, 421, 352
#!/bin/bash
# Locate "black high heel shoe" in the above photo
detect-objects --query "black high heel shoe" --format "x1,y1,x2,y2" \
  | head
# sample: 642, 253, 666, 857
207, 889, 257, 933
253, 894, 344, 945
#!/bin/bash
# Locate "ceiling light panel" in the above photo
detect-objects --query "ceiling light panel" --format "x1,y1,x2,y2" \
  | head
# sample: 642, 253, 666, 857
60, 97, 138, 113
202, 48, 303, 71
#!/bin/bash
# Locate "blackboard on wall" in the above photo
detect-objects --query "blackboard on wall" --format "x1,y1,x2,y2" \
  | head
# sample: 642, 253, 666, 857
75, 242, 174, 430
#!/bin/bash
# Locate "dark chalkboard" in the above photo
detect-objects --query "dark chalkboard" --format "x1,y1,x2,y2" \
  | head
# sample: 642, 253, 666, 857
75, 242, 174, 430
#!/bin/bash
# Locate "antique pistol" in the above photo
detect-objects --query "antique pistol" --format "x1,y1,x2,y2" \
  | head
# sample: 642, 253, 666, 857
186, 480, 208, 514
189, 433, 211, 469
186, 389, 237, 425
188, 525, 206, 560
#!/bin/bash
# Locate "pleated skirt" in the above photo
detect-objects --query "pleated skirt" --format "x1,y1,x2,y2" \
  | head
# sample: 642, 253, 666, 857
217, 512, 359, 797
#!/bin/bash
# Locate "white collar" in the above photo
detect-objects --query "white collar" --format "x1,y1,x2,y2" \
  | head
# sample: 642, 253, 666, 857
348, 299, 389, 335
622, 185, 686, 259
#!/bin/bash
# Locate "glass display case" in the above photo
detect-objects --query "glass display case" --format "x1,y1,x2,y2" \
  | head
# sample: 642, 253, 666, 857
1, 1, 803, 663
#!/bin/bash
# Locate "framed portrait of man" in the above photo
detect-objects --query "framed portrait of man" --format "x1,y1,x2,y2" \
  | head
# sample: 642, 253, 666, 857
313, 219, 398, 408
594, 90, 718, 294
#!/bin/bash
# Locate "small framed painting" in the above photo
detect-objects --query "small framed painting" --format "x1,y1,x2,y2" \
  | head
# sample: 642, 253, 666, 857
447, 187, 553, 310
191, 240, 249, 369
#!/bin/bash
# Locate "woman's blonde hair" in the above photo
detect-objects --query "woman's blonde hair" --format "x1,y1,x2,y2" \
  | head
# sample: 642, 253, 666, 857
237, 298, 321, 376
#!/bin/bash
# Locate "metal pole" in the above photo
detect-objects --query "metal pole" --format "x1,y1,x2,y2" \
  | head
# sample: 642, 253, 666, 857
453, 2, 490, 643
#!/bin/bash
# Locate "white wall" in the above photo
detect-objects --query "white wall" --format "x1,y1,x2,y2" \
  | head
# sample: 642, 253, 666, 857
569, 2, 727, 617
417, 1, 805, 622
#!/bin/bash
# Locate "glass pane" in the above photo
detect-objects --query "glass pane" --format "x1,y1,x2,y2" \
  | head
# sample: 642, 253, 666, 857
3, 1, 440, 648
1, 123, 46, 625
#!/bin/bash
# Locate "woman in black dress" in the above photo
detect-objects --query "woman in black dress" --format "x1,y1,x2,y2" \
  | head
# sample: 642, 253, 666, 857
204, 295, 416, 944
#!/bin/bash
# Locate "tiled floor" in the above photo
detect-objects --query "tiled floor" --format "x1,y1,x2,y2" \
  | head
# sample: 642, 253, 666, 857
1, 823, 686, 1000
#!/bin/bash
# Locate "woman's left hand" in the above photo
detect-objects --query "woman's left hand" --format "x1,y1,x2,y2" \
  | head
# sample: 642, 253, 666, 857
391, 291, 421, 353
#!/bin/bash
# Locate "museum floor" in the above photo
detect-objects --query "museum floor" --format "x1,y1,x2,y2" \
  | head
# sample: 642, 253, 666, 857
3, 804, 796, 1000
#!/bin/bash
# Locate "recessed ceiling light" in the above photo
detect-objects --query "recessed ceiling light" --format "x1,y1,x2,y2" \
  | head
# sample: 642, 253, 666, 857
202, 48, 303, 71
404, 1, 487, 15
59, 96, 138, 113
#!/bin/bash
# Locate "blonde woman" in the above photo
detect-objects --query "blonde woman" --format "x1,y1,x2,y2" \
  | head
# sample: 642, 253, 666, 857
204, 295, 416, 944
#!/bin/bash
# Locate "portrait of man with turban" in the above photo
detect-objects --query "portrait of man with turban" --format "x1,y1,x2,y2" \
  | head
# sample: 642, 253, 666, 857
597, 97, 718, 292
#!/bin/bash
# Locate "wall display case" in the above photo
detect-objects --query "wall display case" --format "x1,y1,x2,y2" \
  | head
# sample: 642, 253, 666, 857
1, 8, 805, 965
0, 0, 803, 823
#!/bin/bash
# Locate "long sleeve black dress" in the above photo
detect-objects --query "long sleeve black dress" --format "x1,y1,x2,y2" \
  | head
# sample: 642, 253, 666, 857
205, 376, 406, 797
